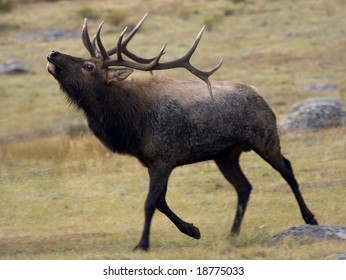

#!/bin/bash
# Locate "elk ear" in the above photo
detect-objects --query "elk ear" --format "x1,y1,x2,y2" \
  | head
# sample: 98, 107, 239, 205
106, 68, 133, 84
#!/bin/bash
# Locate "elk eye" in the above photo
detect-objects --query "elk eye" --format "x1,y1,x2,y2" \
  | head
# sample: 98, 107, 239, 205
83, 63, 94, 72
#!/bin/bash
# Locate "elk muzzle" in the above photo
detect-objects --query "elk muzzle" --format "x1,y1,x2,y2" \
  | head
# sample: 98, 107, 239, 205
47, 50, 62, 76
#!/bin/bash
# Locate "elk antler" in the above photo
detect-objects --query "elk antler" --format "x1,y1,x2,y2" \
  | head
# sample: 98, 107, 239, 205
106, 13, 157, 64
82, 14, 223, 98
82, 18, 97, 58
82, 14, 159, 63
151, 25, 223, 98
82, 15, 166, 69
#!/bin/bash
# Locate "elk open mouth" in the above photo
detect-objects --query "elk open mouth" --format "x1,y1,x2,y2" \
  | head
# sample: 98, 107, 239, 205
47, 52, 62, 76
47, 60, 62, 76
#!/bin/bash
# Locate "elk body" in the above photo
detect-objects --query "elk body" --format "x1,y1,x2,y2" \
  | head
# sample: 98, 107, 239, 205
47, 14, 318, 250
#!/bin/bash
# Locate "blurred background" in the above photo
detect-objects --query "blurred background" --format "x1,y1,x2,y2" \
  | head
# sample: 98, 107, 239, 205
0, 0, 345, 259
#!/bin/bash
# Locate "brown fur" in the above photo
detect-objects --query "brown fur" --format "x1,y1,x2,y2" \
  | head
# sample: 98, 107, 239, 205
47, 50, 318, 251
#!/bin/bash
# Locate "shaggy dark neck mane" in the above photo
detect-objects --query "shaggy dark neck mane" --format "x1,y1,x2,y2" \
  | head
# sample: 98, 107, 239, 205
61, 80, 149, 157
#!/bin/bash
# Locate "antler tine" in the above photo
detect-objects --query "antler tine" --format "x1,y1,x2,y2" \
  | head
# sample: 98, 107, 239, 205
154, 25, 223, 98
183, 25, 206, 65
91, 34, 98, 55
116, 26, 128, 62
154, 43, 167, 64
82, 18, 97, 58
95, 21, 110, 61
104, 42, 167, 70
107, 13, 147, 56
121, 12, 148, 49
202, 57, 223, 98
107, 13, 156, 64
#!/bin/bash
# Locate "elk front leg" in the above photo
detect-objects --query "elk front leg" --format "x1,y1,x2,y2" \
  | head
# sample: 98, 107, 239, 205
134, 164, 172, 251
156, 195, 201, 239
134, 163, 200, 251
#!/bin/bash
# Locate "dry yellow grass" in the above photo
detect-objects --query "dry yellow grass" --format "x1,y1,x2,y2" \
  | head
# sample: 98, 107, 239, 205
0, 127, 345, 259
0, 0, 345, 259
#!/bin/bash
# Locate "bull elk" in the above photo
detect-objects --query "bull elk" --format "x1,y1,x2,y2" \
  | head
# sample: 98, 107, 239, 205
47, 14, 318, 250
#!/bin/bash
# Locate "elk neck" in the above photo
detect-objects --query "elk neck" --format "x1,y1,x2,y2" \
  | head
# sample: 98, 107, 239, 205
78, 80, 153, 156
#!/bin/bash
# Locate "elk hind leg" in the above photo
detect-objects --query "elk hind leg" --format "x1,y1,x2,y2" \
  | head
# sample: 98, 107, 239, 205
215, 150, 252, 235
255, 145, 318, 225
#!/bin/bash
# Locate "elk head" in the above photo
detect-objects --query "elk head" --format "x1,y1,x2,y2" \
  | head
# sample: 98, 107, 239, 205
47, 13, 223, 98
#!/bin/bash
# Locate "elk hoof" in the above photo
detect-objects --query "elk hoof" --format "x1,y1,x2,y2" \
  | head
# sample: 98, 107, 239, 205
308, 217, 319, 225
304, 213, 318, 225
133, 242, 149, 251
187, 223, 201, 239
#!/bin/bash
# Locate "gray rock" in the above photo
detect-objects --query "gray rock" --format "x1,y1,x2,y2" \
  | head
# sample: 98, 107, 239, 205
326, 253, 346, 260
0, 59, 28, 75
335, 253, 346, 260
289, 98, 343, 112
268, 225, 346, 246
303, 83, 338, 93
279, 98, 346, 133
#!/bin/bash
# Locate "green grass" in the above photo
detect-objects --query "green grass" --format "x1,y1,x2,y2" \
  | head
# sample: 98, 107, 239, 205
0, 0, 345, 259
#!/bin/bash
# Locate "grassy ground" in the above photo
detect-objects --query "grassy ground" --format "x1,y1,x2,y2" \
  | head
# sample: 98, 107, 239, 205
0, 0, 345, 259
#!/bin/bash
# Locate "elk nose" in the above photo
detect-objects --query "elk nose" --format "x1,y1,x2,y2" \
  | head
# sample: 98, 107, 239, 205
47, 50, 59, 59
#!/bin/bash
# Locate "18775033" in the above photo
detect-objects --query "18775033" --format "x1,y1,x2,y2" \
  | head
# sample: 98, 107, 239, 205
196, 266, 245, 276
